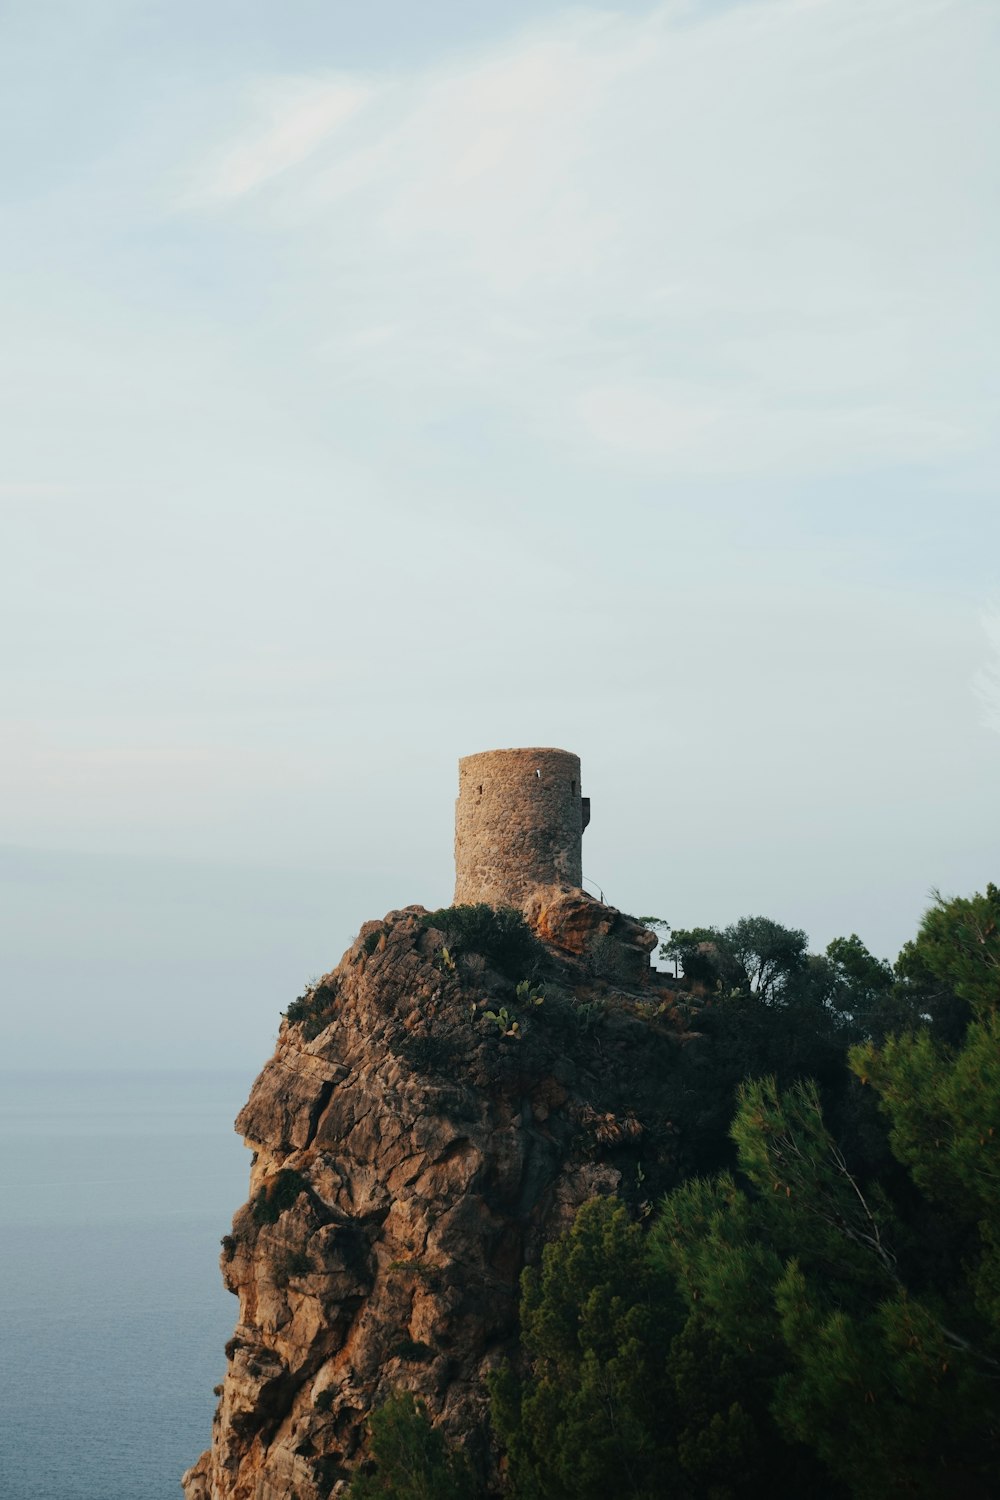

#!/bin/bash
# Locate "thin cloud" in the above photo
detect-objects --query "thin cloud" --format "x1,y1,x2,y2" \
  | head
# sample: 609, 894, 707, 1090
176, 0, 997, 481
190, 75, 374, 203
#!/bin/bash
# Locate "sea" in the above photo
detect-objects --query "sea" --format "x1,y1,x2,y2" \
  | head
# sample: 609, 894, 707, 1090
0, 1070, 253, 1500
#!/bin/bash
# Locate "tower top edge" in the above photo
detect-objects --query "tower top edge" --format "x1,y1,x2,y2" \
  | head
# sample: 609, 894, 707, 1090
458, 746, 578, 765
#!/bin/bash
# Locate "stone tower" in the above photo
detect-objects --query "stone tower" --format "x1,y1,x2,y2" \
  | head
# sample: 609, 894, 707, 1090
453, 747, 591, 910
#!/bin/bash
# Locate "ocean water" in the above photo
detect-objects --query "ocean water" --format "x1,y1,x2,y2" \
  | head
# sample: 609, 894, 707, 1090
0, 1070, 253, 1500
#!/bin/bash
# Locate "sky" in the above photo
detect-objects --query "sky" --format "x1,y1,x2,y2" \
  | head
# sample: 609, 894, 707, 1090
2, 0, 998, 1071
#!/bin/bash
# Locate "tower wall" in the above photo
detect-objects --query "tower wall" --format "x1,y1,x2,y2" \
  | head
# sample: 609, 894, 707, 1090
453, 747, 589, 910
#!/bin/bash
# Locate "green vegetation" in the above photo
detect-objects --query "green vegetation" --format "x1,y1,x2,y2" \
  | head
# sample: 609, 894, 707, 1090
390, 1338, 435, 1363
421, 904, 541, 978
349, 1392, 473, 1500
283, 980, 338, 1040
490, 1198, 683, 1500
482, 1005, 518, 1036
569, 997, 605, 1034
514, 978, 545, 1007
491, 885, 1000, 1498
251, 1168, 309, 1226
480, 980, 545, 1037
273, 1247, 312, 1285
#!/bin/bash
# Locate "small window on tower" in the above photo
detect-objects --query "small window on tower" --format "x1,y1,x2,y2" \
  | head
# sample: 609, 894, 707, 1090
535, 768, 541, 778
571, 780, 576, 794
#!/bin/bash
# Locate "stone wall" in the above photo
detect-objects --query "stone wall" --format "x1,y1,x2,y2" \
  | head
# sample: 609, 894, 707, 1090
453, 746, 589, 910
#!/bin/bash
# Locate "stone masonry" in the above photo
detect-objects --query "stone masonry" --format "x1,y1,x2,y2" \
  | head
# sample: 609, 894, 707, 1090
453, 747, 590, 911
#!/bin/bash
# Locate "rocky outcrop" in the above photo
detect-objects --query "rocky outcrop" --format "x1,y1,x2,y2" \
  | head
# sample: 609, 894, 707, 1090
525, 886, 657, 982
183, 901, 688, 1500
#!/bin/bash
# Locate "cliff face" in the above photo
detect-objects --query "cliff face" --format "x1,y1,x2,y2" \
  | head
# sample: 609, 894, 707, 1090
183, 897, 687, 1500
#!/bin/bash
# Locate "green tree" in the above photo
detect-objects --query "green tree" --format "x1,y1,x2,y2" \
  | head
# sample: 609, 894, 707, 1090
492, 888, 1000, 1497
350, 1392, 475, 1500
822, 934, 896, 1038
890, 883, 1000, 1043
491, 1197, 677, 1500
663, 916, 809, 1001
652, 1069, 1000, 1497
850, 885, 1000, 1337
493, 1194, 822, 1498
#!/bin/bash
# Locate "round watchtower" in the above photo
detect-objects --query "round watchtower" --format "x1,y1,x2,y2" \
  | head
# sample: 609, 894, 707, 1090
454, 747, 591, 910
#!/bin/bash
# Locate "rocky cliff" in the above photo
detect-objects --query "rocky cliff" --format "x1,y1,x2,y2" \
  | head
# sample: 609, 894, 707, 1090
183, 894, 690, 1499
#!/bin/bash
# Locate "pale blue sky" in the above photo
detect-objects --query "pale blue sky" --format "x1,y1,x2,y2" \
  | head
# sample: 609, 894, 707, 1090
2, 0, 998, 1069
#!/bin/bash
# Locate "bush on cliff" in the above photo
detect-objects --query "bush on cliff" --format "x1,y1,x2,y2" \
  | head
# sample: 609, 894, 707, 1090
421, 904, 541, 979
349, 1391, 474, 1500
251, 1168, 309, 1226
283, 980, 338, 1040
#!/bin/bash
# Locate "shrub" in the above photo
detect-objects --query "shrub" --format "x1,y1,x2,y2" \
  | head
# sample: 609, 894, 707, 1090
515, 979, 545, 1007
421, 904, 540, 978
251, 1168, 309, 1226
349, 1391, 475, 1499
283, 982, 338, 1040
390, 1338, 434, 1363
273, 1247, 313, 1285
483, 1005, 518, 1036
573, 999, 605, 1034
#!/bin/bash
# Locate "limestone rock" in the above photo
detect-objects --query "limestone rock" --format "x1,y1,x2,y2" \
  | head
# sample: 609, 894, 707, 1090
526, 885, 657, 984
184, 903, 688, 1499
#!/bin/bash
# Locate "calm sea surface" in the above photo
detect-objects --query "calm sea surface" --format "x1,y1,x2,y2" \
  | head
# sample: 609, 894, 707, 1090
0, 1070, 253, 1500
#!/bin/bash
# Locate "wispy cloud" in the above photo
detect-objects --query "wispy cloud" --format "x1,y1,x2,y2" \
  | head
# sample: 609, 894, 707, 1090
190, 74, 374, 203
175, 0, 997, 483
